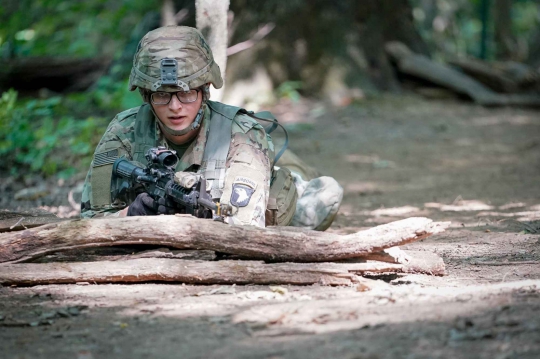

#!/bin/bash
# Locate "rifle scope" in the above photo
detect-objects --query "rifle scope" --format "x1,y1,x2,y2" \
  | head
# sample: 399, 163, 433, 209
146, 147, 178, 169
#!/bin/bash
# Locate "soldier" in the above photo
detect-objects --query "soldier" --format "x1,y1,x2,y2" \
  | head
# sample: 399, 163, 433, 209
81, 26, 342, 230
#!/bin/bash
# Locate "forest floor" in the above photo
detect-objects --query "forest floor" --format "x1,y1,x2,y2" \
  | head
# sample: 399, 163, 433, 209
1, 94, 540, 359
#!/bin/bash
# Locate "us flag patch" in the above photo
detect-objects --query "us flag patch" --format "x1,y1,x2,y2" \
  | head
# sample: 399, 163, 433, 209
93, 149, 119, 167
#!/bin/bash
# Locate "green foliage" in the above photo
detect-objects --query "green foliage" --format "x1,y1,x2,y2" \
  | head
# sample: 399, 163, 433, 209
276, 81, 303, 103
410, 0, 540, 60
0, 89, 108, 179
91, 76, 142, 111
0, 0, 159, 59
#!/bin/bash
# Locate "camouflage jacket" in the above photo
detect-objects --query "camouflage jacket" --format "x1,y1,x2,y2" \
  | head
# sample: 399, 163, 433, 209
81, 101, 275, 227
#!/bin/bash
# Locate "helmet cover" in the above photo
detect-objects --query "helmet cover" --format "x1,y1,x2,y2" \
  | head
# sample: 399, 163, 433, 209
129, 26, 223, 92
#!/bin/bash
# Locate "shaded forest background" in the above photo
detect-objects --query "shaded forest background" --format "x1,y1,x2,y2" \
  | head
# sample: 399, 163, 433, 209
0, 0, 539, 180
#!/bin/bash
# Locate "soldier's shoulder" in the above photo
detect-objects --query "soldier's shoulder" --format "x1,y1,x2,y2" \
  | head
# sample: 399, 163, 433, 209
104, 106, 141, 135
112, 106, 140, 124
232, 112, 264, 134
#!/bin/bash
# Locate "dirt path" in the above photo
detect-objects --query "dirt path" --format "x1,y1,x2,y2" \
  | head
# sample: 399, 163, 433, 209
1, 95, 539, 358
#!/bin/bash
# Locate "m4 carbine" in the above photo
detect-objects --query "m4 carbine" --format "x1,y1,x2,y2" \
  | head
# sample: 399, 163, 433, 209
111, 147, 217, 218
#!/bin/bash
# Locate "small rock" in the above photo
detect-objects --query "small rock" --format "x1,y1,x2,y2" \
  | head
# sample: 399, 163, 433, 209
356, 283, 371, 292
456, 293, 473, 302
269, 286, 288, 295
40, 311, 57, 320
201, 286, 236, 295
57, 309, 70, 318
67, 306, 85, 316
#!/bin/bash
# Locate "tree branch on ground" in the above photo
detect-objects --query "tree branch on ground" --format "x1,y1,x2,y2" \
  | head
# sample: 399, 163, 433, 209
0, 252, 444, 286
0, 216, 449, 264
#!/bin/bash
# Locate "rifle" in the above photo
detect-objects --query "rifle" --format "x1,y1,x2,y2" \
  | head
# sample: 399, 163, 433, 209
111, 146, 217, 218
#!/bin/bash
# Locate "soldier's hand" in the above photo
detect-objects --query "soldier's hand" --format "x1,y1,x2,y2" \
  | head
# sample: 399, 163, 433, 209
127, 193, 175, 216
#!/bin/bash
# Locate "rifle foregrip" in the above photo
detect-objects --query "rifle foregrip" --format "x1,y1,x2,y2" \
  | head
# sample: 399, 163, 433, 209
198, 197, 217, 211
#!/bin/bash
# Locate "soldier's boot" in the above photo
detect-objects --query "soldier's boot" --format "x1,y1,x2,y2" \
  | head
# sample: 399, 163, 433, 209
290, 172, 343, 231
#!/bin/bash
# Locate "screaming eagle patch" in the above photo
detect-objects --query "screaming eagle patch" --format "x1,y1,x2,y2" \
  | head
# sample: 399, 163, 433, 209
230, 176, 257, 207
231, 184, 255, 207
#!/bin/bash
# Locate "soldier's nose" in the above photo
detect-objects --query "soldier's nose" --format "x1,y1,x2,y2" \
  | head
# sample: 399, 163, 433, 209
169, 94, 183, 110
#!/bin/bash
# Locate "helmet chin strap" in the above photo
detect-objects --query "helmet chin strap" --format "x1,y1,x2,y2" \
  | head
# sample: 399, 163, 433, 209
150, 105, 205, 137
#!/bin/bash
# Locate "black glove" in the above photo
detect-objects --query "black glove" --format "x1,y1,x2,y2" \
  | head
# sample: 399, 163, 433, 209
127, 193, 176, 216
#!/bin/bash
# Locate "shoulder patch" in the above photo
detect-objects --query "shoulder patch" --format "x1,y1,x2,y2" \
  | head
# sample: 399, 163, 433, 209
93, 149, 119, 167
234, 176, 257, 189
231, 184, 255, 207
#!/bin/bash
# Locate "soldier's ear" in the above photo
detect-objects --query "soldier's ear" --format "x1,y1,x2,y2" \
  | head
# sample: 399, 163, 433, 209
202, 84, 211, 101
138, 88, 150, 103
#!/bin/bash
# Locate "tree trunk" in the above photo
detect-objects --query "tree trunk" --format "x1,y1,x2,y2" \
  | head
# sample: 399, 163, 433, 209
196, 0, 230, 101
494, 0, 518, 61
0, 216, 449, 264
161, 0, 177, 27
352, 0, 430, 92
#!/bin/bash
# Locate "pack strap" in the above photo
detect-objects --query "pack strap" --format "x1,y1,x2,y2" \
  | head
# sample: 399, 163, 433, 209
239, 109, 288, 166
133, 104, 157, 164
202, 104, 238, 199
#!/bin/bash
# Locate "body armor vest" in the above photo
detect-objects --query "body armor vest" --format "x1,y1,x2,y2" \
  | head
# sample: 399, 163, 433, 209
133, 101, 241, 200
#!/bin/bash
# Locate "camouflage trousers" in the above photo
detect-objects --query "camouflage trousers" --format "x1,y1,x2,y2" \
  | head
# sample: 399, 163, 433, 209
289, 171, 343, 231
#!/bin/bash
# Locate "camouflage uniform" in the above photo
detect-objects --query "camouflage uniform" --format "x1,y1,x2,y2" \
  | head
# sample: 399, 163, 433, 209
81, 25, 342, 231
81, 101, 274, 227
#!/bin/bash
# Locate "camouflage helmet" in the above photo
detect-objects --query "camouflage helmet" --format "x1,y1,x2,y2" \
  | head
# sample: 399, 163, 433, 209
129, 26, 223, 92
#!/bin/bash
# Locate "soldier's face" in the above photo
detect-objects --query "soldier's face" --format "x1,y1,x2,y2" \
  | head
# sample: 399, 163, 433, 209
152, 89, 203, 136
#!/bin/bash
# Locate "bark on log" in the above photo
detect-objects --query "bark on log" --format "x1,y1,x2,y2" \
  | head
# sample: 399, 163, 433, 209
339, 250, 446, 276
0, 216, 449, 264
34, 247, 217, 263
0, 257, 441, 287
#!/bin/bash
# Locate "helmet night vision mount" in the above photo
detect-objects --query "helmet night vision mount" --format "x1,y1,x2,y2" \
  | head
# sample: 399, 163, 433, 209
152, 58, 190, 92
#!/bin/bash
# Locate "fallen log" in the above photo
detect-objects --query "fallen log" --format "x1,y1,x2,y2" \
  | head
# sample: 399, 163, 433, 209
447, 57, 519, 93
0, 215, 449, 264
0, 257, 441, 286
386, 42, 540, 107
31, 246, 445, 276
0, 57, 111, 93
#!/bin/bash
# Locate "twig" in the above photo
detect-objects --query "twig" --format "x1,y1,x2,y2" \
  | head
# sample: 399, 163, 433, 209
472, 260, 538, 266
9, 217, 26, 230
227, 23, 275, 56
174, 8, 189, 24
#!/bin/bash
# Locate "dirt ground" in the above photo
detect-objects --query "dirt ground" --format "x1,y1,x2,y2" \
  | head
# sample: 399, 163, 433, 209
1, 94, 539, 359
